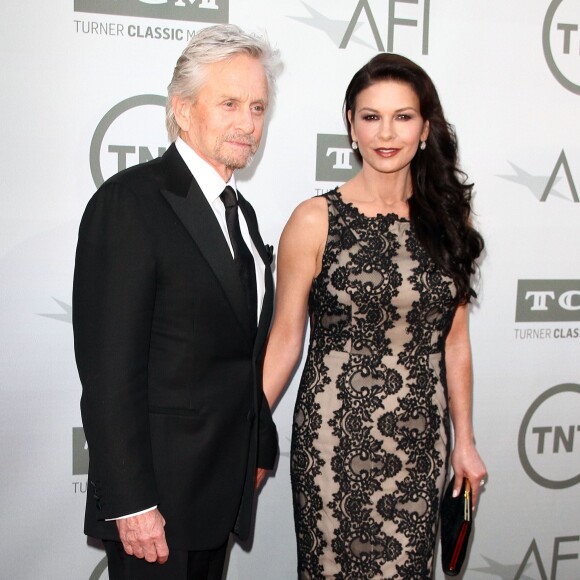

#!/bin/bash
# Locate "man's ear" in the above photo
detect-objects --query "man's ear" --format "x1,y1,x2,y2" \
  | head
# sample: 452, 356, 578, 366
172, 95, 191, 132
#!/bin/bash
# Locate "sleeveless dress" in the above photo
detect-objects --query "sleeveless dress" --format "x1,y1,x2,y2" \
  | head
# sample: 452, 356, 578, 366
291, 189, 457, 579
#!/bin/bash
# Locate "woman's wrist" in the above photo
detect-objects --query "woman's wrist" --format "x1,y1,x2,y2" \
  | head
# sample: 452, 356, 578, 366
452, 432, 476, 449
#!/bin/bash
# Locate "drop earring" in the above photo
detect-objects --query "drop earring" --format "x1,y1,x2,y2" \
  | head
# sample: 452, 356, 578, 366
420, 141, 426, 151
352, 141, 358, 150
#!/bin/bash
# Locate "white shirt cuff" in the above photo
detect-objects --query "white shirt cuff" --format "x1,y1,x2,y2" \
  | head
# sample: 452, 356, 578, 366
105, 505, 157, 521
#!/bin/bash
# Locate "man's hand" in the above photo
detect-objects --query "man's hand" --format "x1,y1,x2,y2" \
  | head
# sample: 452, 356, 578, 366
255, 468, 268, 490
116, 508, 169, 564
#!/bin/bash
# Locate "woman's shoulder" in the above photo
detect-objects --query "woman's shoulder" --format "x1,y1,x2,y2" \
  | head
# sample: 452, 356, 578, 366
280, 194, 330, 252
288, 193, 329, 227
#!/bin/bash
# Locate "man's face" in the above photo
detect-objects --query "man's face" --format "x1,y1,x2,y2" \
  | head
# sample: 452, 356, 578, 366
174, 54, 269, 181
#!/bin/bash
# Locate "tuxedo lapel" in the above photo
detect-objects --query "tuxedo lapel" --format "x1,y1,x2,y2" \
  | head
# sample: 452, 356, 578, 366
159, 147, 253, 337
238, 195, 270, 267
238, 194, 274, 353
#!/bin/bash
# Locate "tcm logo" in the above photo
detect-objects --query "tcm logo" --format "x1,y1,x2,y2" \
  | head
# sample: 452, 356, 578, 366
292, 0, 430, 54
518, 383, 580, 489
90, 95, 168, 188
316, 134, 361, 182
515, 280, 580, 323
72, 427, 89, 475
74, 0, 228, 24
543, 0, 580, 94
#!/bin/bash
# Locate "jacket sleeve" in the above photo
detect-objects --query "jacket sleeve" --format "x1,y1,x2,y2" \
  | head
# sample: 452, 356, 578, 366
256, 390, 278, 469
73, 181, 159, 520
236, 192, 279, 470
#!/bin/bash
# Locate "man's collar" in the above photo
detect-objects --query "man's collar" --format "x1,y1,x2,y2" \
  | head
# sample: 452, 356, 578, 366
175, 137, 237, 203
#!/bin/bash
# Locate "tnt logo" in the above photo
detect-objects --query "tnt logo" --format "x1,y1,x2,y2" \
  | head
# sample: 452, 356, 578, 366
518, 384, 580, 489
90, 95, 168, 188
74, 0, 228, 24
543, 0, 580, 94
72, 427, 89, 476
89, 556, 108, 580
316, 134, 361, 182
515, 280, 580, 323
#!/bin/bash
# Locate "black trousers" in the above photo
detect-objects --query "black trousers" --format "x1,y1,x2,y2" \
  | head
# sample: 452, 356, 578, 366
104, 539, 228, 580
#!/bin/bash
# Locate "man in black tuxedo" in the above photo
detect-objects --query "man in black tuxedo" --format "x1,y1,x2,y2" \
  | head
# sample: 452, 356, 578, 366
73, 25, 281, 579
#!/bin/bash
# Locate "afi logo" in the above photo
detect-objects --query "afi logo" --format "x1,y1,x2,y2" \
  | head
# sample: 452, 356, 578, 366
540, 151, 579, 203
316, 134, 361, 182
543, 0, 580, 94
516, 280, 580, 323
499, 151, 579, 203
515, 537, 580, 580
341, 0, 430, 53
292, 0, 430, 54
74, 0, 229, 24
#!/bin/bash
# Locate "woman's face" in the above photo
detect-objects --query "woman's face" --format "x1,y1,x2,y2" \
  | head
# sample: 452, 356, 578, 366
348, 80, 429, 177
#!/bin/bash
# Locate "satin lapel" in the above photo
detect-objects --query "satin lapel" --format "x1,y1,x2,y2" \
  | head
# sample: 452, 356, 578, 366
238, 194, 274, 353
256, 262, 274, 355
160, 175, 252, 338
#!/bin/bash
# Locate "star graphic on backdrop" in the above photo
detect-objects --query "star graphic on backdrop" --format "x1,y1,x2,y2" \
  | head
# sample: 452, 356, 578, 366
470, 555, 535, 580
289, 2, 374, 49
39, 298, 71, 323
497, 162, 566, 201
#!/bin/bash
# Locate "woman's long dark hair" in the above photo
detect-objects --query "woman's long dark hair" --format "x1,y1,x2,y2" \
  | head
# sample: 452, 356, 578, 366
344, 53, 484, 304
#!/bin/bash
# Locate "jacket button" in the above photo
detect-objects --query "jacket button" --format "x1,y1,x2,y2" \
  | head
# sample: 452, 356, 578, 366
246, 410, 255, 422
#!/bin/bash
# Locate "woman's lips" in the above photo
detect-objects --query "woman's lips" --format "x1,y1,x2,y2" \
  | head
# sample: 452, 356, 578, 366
374, 147, 400, 157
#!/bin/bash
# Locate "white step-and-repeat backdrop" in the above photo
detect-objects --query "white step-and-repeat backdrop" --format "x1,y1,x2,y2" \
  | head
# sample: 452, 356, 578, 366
1, 1, 579, 578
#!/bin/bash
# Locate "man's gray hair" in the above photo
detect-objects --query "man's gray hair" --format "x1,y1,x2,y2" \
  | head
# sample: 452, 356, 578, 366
166, 24, 282, 142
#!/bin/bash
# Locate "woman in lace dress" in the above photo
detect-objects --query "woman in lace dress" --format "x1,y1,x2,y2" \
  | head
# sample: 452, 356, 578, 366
262, 53, 487, 578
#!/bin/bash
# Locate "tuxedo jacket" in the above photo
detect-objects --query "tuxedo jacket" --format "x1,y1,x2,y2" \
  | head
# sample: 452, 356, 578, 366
73, 143, 277, 551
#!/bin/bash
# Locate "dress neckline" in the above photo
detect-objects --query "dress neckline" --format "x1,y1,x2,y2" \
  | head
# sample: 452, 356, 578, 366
331, 188, 410, 223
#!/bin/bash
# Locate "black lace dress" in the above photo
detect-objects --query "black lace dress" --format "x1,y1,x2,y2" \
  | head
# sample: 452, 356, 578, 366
291, 189, 457, 579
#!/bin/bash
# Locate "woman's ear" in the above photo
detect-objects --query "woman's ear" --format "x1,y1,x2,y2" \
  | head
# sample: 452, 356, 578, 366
421, 119, 430, 142
348, 109, 357, 143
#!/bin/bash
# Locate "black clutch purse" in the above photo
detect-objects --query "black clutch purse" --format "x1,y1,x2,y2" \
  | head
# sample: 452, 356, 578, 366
440, 477, 472, 576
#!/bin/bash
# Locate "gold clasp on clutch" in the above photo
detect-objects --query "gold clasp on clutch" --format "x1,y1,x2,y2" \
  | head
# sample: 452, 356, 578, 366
464, 479, 471, 522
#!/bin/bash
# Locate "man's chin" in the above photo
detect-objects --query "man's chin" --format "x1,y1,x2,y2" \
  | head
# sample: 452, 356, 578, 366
223, 154, 255, 171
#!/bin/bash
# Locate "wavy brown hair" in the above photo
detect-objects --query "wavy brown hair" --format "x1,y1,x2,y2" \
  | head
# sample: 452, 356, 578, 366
344, 53, 483, 304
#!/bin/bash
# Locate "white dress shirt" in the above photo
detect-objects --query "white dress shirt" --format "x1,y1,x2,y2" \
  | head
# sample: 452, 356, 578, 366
175, 137, 266, 320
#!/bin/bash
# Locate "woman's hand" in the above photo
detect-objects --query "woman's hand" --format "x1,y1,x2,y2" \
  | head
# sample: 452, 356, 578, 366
450, 441, 487, 509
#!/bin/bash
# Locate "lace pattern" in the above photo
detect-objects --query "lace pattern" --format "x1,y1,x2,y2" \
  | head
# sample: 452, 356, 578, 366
291, 189, 456, 579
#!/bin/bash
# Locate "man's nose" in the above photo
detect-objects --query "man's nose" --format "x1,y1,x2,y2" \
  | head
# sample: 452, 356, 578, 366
235, 108, 256, 134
